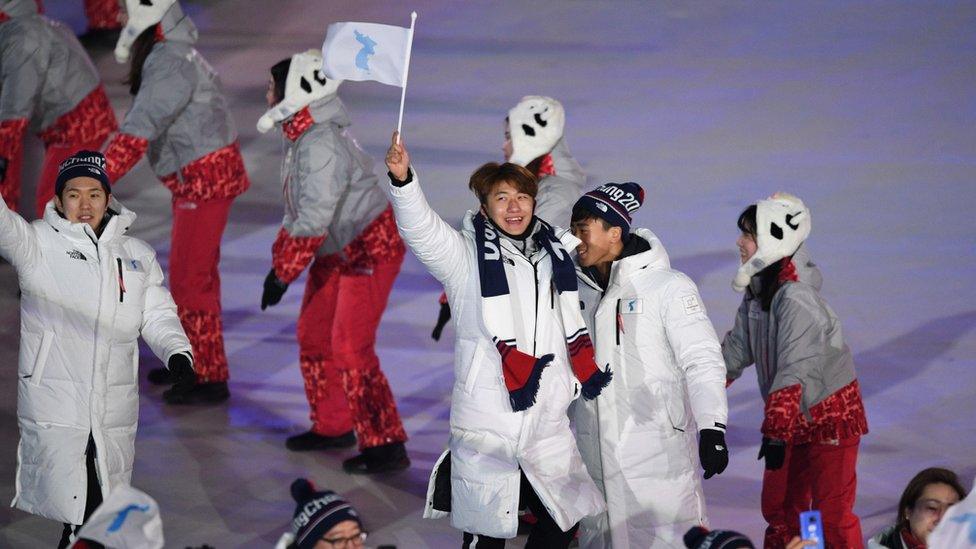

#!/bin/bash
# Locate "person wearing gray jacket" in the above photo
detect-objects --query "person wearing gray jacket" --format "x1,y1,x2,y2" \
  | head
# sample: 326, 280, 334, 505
256, 51, 408, 474
102, 0, 250, 404
722, 193, 868, 549
0, 0, 118, 218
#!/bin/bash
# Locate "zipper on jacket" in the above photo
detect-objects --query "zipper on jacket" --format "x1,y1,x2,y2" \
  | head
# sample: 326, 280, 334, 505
615, 298, 622, 345
532, 260, 539, 355
116, 258, 125, 303
550, 280, 555, 310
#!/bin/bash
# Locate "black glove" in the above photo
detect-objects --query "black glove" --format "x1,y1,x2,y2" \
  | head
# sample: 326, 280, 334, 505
261, 268, 289, 310
758, 437, 786, 471
431, 300, 451, 341
699, 428, 729, 479
167, 352, 196, 386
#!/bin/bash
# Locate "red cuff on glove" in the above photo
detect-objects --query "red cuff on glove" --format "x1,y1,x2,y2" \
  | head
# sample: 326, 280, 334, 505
272, 227, 326, 284
103, 132, 149, 183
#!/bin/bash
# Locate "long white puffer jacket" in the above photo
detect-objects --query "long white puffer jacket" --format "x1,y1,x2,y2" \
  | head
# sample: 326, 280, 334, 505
0, 198, 191, 524
572, 229, 729, 548
390, 172, 605, 538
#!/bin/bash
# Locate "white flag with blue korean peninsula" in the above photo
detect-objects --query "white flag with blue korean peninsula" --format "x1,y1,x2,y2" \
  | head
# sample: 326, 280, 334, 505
322, 21, 411, 87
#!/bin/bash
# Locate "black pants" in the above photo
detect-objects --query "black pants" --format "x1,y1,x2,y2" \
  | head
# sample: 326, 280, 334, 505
57, 436, 104, 549
462, 473, 579, 548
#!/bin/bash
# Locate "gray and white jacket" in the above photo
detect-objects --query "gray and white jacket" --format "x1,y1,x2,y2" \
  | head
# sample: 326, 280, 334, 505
722, 246, 868, 444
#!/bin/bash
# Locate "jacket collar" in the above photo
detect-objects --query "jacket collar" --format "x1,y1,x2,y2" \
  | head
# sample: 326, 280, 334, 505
576, 227, 670, 290
42, 196, 136, 245
462, 210, 557, 259
280, 95, 351, 141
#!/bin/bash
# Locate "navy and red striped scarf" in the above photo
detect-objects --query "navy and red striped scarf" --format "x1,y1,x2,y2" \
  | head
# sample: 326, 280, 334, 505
474, 212, 611, 411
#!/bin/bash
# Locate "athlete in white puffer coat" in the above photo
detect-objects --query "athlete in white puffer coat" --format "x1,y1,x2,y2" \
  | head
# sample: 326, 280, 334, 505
385, 135, 606, 545
570, 183, 729, 548
0, 151, 191, 532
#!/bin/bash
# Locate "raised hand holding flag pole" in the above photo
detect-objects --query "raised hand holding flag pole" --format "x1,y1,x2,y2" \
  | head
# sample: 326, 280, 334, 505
321, 12, 418, 143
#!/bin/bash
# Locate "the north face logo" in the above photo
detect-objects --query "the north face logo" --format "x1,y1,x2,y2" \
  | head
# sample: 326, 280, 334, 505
66, 250, 87, 261
595, 202, 608, 212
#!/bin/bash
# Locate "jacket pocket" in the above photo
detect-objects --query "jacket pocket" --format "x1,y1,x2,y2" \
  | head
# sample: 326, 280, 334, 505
663, 386, 689, 433
27, 331, 55, 387
463, 339, 489, 395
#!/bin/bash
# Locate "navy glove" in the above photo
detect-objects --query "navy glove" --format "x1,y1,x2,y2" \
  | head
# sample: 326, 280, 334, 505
167, 352, 196, 386
699, 428, 729, 479
758, 437, 786, 470
261, 268, 289, 310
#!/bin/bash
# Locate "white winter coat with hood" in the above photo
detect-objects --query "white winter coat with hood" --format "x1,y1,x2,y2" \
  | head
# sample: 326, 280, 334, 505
389, 172, 605, 538
0, 198, 191, 524
572, 229, 728, 548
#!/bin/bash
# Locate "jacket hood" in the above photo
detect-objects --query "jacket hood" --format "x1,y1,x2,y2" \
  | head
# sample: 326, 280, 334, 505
0, 0, 38, 17
306, 94, 350, 128
115, 0, 197, 63
576, 227, 670, 290
747, 243, 822, 295
546, 138, 585, 185
790, 244, 822, 290
43, 196, 137, 243
160, 2, 197, 45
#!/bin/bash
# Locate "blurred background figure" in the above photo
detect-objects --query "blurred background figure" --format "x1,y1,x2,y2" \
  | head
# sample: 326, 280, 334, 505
869, 467, 967, 549
103, 0, 250, 404
275, 478, 367, 549
0, 0, 118, 218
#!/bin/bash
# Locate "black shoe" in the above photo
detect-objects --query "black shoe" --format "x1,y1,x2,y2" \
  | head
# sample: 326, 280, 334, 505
78, 28, 122, 50
286, 430, 356, 452
147, 367, 175, 385
342, 442, 410, 474
162, 382, 229, 405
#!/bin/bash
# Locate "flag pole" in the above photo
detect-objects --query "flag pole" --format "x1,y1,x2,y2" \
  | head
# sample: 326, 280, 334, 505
395, 11, 417, 144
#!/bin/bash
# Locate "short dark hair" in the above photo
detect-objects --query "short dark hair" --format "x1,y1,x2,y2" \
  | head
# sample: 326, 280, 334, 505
895, 467, 967, 531
737, 204, 758, 236
468, 162, 538, 205
270, 58, 291, 105
571, 203, 612, 230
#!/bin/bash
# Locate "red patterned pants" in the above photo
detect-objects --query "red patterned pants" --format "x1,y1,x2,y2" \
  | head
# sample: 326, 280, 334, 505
169, 196, 232, 383
296, 251, 408, 449
762, 436, 863, 549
